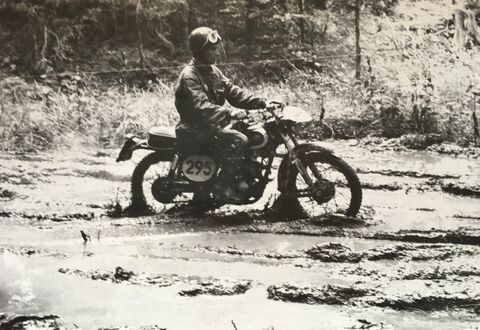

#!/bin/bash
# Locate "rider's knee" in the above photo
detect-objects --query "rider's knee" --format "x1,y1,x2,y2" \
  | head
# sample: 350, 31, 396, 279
233, 133, 248, 148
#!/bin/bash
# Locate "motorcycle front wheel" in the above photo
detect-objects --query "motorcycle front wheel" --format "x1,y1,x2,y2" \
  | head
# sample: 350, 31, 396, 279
287, 152, 362, 218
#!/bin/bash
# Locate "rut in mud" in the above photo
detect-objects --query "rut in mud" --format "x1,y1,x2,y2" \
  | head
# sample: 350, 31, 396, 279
58, 266, 252, 297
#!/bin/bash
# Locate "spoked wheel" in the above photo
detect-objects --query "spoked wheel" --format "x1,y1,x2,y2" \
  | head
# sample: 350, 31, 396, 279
287, 152, 362, 218
131, 152, 190, 213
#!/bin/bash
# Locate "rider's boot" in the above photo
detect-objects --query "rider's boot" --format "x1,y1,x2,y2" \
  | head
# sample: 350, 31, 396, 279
191, 185, 220, 211
213, 171, 250, 204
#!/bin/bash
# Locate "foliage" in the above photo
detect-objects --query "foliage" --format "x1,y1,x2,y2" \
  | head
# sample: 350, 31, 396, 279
0, 75, 178, 151
0, 0, 479, 150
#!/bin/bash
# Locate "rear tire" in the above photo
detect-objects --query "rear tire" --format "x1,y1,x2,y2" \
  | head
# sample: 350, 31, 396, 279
287, 152, 362, 218
131, 152, 173, 212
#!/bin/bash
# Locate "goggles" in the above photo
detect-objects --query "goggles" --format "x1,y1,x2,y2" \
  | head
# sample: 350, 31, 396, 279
201, 30, 221, 50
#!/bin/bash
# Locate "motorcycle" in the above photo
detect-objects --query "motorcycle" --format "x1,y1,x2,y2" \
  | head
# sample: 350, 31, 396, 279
116, 104, 362, 218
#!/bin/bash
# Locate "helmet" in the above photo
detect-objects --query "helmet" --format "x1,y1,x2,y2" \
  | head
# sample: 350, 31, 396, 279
188, 27, 222, 54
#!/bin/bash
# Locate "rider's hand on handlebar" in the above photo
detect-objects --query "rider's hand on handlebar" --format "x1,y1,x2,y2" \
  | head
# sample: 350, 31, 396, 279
230, 109, 248, 120
265, 100, 285, 111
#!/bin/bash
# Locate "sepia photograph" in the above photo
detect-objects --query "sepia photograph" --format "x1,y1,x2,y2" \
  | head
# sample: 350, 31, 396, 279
0, 0, 479, 329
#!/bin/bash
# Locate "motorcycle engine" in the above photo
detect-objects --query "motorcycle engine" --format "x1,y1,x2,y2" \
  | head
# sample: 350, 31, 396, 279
244, 158, 263, 182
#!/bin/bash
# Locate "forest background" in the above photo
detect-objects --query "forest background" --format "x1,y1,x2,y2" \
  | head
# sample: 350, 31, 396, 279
1, 0, 480, 151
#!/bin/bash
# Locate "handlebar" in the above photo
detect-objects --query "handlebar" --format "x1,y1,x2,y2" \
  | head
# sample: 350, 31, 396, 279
225, 102, 285, 129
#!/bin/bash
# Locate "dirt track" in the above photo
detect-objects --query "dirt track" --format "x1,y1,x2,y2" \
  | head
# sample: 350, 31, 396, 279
1, 140, 480, 329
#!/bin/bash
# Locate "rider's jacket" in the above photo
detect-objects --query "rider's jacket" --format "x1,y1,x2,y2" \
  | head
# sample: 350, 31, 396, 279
174, 59, 265, 137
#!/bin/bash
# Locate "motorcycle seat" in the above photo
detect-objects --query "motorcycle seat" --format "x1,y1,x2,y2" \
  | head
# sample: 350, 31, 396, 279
149, 126, 176, 138
148, 126, 177, 149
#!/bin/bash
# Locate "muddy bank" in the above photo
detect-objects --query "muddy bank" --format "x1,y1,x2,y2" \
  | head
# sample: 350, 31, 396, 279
267, 284, 373, 305
441, 180, 480, 198
360, 181, 402, 191
341, 260, 480, 282
267, 281, 480, 314
0, 167, 49, 185
177, 241, 478, 264
58, 267, 252, 296
99, 327, 166, 330
356, 168, 459, 180
0, 188, 17, 200
178, 281, 251, 296
371, 228, 480, 245
401, 265, 480, 280
0, 246, 67, 258
0, 313, 167, 330
0, 210, 96, 222
356, 136, 480, 157
181, 245, 304, 260
304, 242, 478, 263
0, 314, 63, 330
240, 220, 480, 246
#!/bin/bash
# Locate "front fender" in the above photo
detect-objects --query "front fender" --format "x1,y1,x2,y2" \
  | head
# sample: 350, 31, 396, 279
277, 143, 334, 193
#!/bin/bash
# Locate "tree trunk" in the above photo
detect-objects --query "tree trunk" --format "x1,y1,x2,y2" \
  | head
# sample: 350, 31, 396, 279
35, 25, 48, 73
278, 0, 288, 12
0, 78, 4, 115
135, 0, 145, 68
307, 0, 327, 10
298, 0, 305, 43
246, 0, 256, 56
354, 0, 361, 80
454, 8, 480, 47
122, 0, 129, 42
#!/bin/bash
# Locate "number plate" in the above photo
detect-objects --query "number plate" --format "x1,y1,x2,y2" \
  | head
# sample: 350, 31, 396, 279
181, 155, 217, 182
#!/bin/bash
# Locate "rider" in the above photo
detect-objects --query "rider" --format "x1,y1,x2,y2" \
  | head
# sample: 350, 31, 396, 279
175, 27, 268, 203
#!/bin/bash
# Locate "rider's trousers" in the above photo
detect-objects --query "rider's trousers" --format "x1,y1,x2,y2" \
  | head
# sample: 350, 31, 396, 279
214, 128, 248, 173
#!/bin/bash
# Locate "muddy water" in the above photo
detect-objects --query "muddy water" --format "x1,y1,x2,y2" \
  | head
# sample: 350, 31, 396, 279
1, 234, 478, 330
1, 142, 480, 329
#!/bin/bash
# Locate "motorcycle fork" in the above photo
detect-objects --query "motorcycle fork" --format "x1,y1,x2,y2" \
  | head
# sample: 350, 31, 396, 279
279, 132, 320, 188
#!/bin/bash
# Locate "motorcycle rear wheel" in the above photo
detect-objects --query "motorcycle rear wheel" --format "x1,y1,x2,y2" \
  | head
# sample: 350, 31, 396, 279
288, 152, 362, 218
131, 152, 181, 212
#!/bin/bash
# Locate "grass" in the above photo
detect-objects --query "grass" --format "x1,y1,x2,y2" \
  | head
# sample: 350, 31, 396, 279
0, 77, 179, 151
0, 63, 478, 152
1, 0, 479, 152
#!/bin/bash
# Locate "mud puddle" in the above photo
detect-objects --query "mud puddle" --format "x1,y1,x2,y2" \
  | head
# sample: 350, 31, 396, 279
2, 142, 480, 329
2, 237, 478, 330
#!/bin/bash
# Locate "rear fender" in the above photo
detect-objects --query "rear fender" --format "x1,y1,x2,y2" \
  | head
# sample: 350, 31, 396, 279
116, 135, 150, 162
277, 143, 334, 193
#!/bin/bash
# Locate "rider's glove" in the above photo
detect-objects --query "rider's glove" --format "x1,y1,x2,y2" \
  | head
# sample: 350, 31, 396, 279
230, 109, 248, 120
265, 100, 285, 110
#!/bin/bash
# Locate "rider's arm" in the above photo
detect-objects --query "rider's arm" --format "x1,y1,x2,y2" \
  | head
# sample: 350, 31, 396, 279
178, 76, 235, 128
214, 67, 266, 110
